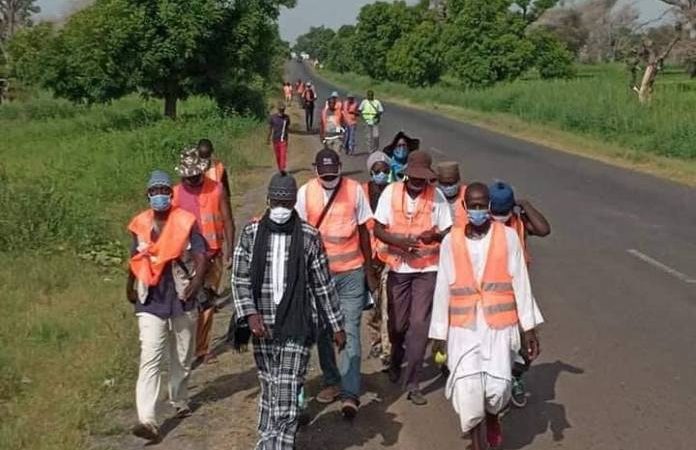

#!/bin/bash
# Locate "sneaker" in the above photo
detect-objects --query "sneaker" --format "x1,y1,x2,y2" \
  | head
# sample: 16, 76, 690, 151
175, 406, 192, 419
316, 385, 340, 404
341, 398, 359, 419
132, 422, 162, 443
486, 414, 503, 448
407, 389, 428, 406
511, 375, 528, 408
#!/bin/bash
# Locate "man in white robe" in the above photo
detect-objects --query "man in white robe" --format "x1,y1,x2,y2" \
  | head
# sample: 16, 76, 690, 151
428, 182, 543, 449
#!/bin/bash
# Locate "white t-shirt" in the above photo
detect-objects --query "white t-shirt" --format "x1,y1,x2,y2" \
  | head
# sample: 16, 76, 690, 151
295, 178, 372, 227
373, 183, 453, 273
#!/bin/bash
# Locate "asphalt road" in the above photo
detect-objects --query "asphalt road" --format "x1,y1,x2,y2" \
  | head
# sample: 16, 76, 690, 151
288, 62, 696, 450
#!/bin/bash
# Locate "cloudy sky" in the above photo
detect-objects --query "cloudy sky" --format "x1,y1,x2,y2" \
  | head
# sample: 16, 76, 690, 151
38, 0, 670, 43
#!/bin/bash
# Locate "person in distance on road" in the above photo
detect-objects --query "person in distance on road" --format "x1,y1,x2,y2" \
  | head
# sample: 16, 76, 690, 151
197, 138, 231, 199
302, 81, 317, 132
489, 181, 549, 408
232, 173, 346, 450
373, 150, 452, 406
320, 93, 345, 152
295, 148, 377, 418
173, 148, 236, 366
358, 90, 384, 153
342, 93, 360, 155
267, 102, 291, 173
283, 81, 293, 105
363, 151, 393, 370
436, 161, 468, 228
126, 170, 208, 444
429, 182, 542, 449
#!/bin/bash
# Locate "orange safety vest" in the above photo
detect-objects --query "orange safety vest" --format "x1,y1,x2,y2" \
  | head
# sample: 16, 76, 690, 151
321, 105, 343, 133
449, 222, 518, 329
303, 88, 315, 102
128, 208, 196, 286
450, 185, 469, 228
283, 85, 292, 97
306, 178, 364, 273
377, 182, 440, 270
205, 160, 225, 184
172, 178, 225, 251
343, 101, 359, 126
297, 83, 305, 95
506, 213, 530, 264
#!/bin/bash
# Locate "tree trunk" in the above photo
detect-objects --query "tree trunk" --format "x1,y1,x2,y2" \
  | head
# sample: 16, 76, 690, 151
164, 93, 177, 119
635, 63, 656, 103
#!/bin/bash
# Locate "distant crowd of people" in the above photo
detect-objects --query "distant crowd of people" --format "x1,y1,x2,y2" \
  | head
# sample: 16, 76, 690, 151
126, 91, 550, 449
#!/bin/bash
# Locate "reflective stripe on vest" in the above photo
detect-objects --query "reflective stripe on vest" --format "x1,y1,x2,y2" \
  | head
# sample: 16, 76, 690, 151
205, 160, 225, 184
172, 178, 225, 251
376, 182, 440, 270
306, 178, 364, 273
127, 208, 196, 286
448, 222, 518, 329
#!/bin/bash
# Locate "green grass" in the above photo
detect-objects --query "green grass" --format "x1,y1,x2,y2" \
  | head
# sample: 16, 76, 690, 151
321, 64, 696, 161
0, 93, 271, 450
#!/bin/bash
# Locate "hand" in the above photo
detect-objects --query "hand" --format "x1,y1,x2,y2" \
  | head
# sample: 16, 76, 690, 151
333, 330, 346, 351
431, 339, 446, 356
516, 199, 530, 211
398, 235, 420, 252
366, 267, 380, 292
126, 286, 138, 304
419, 227, 439, 245
247, 314, 267, 338
224, 247, 234, 270
523, 329, 540, 362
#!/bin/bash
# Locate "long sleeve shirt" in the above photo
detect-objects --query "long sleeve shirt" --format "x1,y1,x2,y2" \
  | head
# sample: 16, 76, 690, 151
232, 220, 344, 335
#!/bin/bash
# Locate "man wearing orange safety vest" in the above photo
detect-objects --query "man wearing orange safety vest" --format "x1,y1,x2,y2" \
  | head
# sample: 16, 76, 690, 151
126, 170, 208, 444
173, 148, 236, 366
373, 150, 453, 406
197, 139, 231, 199
429, 182, 542, 450
436, 161, 468, 228
488, 181, 550, 408
295, 148, 377, 418
342, 93, 359, 155
320, 92, 345, 153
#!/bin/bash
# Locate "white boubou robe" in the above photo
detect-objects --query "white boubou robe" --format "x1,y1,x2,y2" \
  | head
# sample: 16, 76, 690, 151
428, 225, 544, 433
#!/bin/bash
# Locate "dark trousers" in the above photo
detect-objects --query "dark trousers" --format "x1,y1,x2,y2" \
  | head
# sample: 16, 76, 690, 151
304, 104, 314, 131
387, 271, 436, 390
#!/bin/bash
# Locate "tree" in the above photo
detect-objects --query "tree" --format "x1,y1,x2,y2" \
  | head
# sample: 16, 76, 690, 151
324, 25, 359, 73
352, 1, 422, 79
293, 26, 335, 61
528, 27, 575, 79
6, 22, 55, 85
0, 0, 40, 40
629, 28, 681, 103
40, 0, 294, 119
386, 20, 444, 86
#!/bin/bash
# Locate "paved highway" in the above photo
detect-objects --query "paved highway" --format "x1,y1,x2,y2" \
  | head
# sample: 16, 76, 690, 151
289, 62, 696, 450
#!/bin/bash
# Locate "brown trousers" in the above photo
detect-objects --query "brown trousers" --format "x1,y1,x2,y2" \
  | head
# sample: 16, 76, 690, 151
195, 254, 223, 358
366, 268, 391, 359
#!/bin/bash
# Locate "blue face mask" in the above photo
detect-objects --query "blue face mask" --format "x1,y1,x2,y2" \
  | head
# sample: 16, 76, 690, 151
439, 183, 459, 199
149, 194, 172, 212
467, 209, 490, 226
393, 146, 408, 162
371, 171, 389, 185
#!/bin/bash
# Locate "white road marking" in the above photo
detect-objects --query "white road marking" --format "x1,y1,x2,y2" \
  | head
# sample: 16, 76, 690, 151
429, 146, 445, 155
627, 249, 696, 284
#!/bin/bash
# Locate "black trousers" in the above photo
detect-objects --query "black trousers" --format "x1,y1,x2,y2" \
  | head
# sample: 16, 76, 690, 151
305, 104, 314, 131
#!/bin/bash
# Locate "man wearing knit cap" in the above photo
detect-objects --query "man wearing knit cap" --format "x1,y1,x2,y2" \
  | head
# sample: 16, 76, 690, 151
173, 148, 236, 366
363, 151, 392, 367
373, 150, 453, 406
295, 148, 376, 417
232, 173, 345, 450
488, 181, 550, 408
126, 170, 208, 443
436, 161, 468, 227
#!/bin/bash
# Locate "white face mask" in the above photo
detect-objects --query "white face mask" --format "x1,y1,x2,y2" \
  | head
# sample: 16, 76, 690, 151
269, 207, 293, 224
492, 212, 513, 223
319, 176, 340, 190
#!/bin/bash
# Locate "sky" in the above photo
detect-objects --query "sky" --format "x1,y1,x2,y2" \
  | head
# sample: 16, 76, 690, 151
38, 0, 671, 43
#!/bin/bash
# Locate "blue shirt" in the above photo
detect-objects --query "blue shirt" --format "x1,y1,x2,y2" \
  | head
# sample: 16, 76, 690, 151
131, 226, 207, 319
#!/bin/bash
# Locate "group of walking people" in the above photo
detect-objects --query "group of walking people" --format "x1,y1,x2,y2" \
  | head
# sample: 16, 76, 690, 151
126, 117, 550, 450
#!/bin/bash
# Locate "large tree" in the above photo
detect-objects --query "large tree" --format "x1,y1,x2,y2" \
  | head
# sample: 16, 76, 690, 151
39, 0, 293, 118
0, 0, 40, 40
293, 26, 335, 61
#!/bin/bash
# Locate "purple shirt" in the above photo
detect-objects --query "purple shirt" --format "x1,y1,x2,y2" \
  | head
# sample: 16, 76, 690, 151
269, 113, 290, 142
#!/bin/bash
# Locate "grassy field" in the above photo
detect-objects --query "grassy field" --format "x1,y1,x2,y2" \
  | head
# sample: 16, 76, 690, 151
319, 64, 696, 184
0, 93, 272, 450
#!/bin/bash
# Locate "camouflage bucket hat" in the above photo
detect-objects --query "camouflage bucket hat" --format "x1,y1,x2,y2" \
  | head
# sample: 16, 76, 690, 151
175, 147, 208, 177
